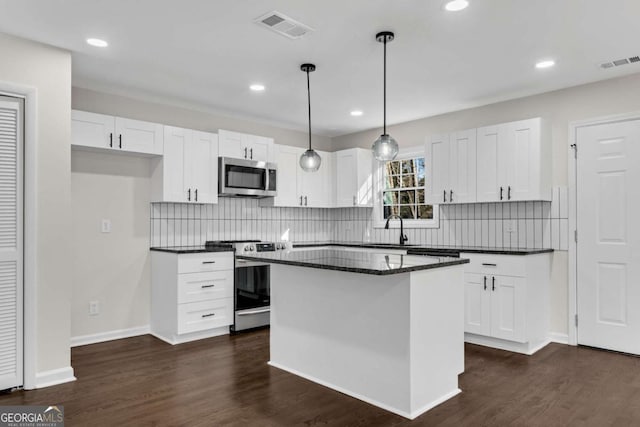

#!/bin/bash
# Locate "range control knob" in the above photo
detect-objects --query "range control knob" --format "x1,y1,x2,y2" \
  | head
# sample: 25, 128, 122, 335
244, 246, 250, 252
250, 245, 255, 251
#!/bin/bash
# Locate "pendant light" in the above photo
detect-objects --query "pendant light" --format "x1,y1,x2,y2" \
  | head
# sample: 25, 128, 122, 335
299, 63, 322, 172
371, 31, 399, 161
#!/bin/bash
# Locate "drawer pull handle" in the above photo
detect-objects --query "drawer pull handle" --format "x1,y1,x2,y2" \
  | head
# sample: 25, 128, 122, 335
202, 313, 216, 318
201, 284, 215, 289
202, 261, 216, 264
482, 263, 497, 267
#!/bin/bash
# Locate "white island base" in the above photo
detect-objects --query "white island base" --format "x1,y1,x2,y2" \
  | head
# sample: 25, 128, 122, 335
268, 263, 465, 420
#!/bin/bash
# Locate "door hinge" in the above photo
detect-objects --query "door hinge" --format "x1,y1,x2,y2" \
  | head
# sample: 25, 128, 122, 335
571, 143, 577, 159
575, 314, 578, 328
574, 230, 578, 243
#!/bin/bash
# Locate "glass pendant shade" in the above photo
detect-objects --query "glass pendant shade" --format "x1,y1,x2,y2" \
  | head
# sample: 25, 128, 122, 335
372, 133, 399, 161
300, 148, 322, 172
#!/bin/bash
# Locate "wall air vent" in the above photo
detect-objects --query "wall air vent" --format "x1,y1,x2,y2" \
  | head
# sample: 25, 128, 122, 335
600, 56, 640, 69
254, 11, 314, 40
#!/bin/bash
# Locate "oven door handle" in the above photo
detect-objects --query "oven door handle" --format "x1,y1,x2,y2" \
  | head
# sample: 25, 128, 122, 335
237, 308, 271, 316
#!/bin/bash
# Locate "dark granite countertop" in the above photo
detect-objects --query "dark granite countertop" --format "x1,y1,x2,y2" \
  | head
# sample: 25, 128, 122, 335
292, 242, 554, 256
237, 248, 469, 276
150, 246, 235, 254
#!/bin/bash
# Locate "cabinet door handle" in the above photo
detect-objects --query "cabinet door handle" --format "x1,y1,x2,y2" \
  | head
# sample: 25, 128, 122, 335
119, 134, 122, 149
109, 133, 113, 147
450, 190, 453, 203
500, 186, 504, 201
508, 186, 511, 200
202, 261, 216, 264
195, 189, 198, 202
300, 196, 303, 206
482, 263, 497, 267
201, 313, 216, 318
304, 196, 308, 206
201, 284, 215, 289
353, 195, 357, 206
492, 276, 496, 291
187, 188, 191, 201
483, 276, 487, 291
244, 147, 248, 158
250, 148, 253, 159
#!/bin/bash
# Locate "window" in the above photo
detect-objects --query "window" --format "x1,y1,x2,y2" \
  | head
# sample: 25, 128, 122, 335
383, 157, 433, 220
374, 148, 438, 229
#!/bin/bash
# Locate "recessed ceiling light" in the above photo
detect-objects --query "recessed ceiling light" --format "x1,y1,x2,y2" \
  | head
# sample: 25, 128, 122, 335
350, 110, 363, 117
535, 59, 556, 69
86, 38, 108, 47
249, 84, 265, 91
444, 0, 469, 12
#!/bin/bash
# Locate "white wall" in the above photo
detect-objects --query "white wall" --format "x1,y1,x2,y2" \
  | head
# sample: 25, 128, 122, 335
333, 72, 640, 337
71, 151, 151, 338
0, 33, 72, 377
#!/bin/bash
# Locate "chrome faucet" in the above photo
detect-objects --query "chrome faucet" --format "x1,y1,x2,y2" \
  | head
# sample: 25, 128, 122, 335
384, 214, 408, 246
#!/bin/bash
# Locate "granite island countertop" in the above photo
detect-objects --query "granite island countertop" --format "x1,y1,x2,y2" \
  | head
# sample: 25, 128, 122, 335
237, 248, 469, 276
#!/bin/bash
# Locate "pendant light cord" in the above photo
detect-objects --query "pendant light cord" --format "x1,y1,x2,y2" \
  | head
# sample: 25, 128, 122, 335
383, 37, 387, 136
306, 69, 312, 151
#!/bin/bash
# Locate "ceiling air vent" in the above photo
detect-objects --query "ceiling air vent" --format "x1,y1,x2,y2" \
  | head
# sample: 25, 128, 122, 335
600, 56, 640, 69
254, 11, 314, 40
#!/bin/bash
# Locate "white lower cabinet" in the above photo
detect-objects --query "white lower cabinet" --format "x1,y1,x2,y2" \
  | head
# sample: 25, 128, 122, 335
462, 252, 551, 355
151, 251, 234, 344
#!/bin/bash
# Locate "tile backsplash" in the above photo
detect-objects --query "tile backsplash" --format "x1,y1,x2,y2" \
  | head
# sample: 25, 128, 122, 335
151, 187, 569, 251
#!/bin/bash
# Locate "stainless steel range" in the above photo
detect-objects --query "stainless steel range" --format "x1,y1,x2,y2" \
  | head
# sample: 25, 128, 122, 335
205, 240, 288, 332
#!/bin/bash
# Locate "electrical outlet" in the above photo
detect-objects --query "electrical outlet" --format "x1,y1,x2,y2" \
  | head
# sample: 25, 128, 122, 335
101, 219, 111, 233
89, 300, 100, 316
506, 220, 517, 234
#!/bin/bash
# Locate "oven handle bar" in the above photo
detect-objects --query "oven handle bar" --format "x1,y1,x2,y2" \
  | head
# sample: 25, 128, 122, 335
236, 308, 271, 316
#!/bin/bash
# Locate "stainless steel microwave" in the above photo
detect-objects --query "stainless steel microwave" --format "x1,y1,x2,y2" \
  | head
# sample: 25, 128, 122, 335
218, 157, 277, 198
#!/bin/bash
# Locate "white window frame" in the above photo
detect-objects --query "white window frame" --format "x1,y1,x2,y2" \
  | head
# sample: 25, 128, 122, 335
373, 145, 439, 229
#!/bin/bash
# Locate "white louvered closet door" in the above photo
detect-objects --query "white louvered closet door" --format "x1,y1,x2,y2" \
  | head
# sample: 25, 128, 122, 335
0, 96, 23, 390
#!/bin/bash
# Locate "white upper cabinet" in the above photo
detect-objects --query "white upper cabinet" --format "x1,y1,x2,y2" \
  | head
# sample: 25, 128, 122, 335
425, 129, 477, 204
151, 126, 218, 203
261, 145, 332, 208
334, 148, 373, 207
218, 129, 274, 162
476, 125, 504, 202
71, 110, 163, 155
425, 134, 452, 205
299, 150, 333, 207
476, 118, 551, 202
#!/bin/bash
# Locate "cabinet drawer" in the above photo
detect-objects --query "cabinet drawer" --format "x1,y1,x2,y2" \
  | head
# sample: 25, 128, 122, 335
178, 271, 233, 304
178, 252, 234, 274
461, 253, 526, 277
177, 298, 233, 334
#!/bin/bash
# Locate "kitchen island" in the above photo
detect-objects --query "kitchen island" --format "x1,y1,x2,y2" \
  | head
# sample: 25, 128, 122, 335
238, 248, 469, 419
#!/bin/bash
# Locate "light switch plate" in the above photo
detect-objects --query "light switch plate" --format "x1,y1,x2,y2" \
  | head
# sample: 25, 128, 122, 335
89, 300, 100, 316
101, 219, 111, 233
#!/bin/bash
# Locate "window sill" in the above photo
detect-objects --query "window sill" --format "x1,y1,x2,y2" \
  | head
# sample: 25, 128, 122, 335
374, 220, 440, 229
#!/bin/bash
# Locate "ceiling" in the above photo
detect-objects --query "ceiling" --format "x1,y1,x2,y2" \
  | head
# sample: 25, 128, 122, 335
1, 0, 640, 137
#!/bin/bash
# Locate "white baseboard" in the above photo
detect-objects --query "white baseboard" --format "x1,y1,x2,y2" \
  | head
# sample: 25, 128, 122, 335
548, 332, 570, 345
33, 367, 76, 389
150, 326, 229, 345
71, 325, 150, 347
268, 361, 459, 420
465, 333, 551, 355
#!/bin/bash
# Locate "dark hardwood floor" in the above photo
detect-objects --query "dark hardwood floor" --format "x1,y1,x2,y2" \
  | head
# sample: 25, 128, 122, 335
1, 330, 639, 426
